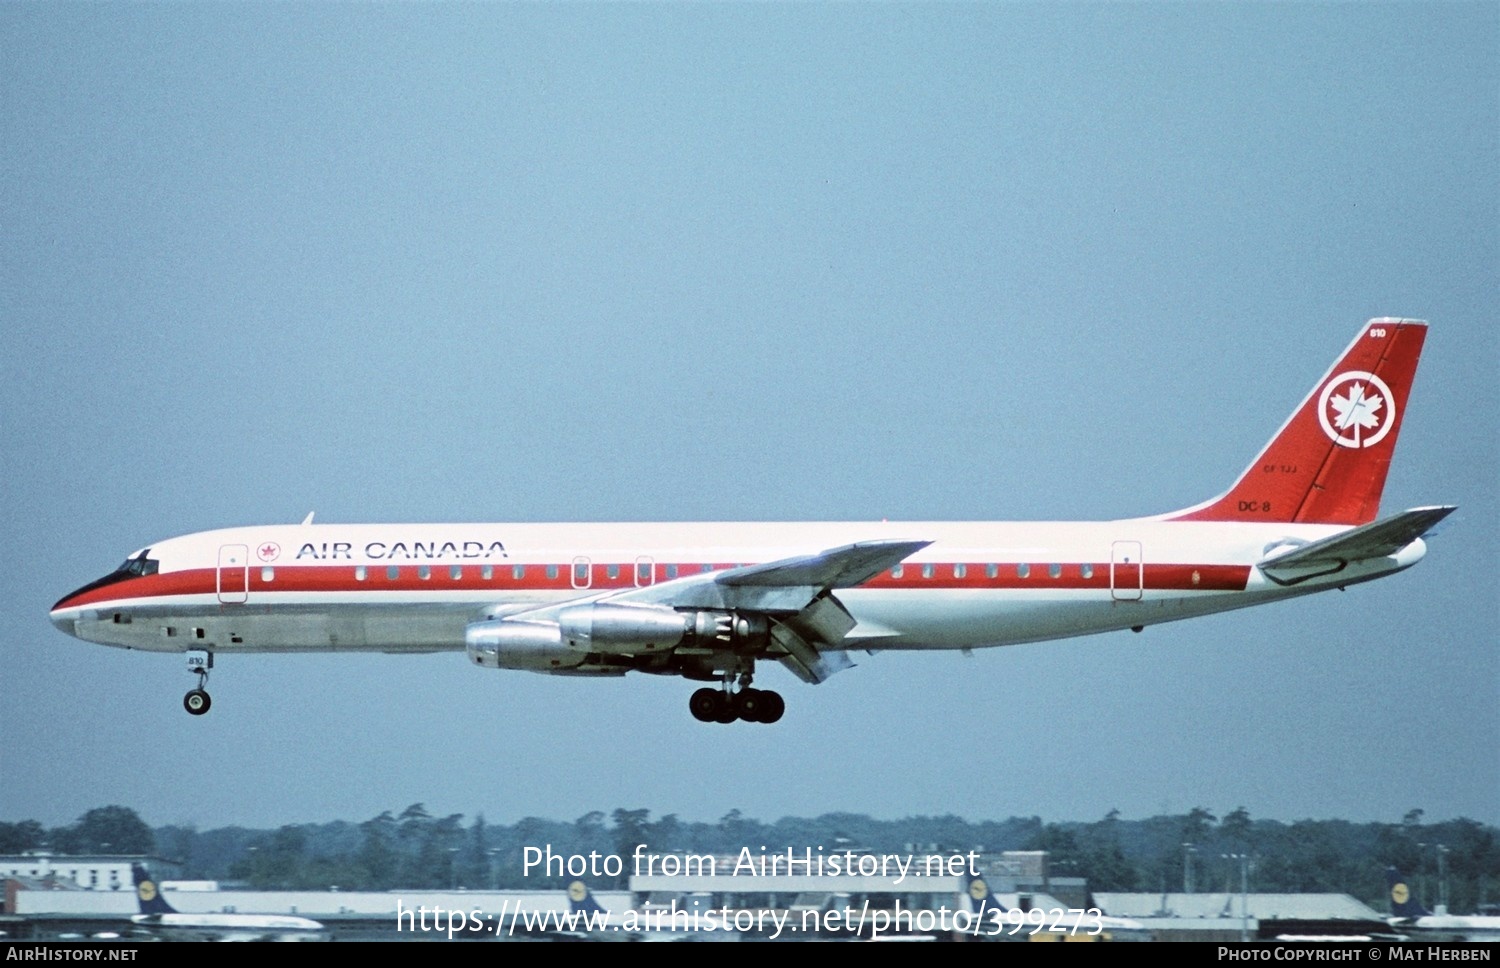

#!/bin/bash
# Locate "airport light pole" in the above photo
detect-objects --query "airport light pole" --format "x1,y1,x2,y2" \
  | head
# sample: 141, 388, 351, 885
1183, 843, 1197, 894
1437, 844, 1449, 914
1418, 842, 1428, 909
1220, 854, 1251, 943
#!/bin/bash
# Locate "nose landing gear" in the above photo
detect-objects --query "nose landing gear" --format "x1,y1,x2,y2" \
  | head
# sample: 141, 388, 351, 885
184, 650, 212, 716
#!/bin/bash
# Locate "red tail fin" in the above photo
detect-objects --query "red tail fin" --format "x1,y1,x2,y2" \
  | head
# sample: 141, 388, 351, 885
1167, 318, 1427, 526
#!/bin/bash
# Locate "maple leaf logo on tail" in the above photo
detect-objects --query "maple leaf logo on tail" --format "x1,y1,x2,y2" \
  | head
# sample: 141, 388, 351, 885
1332, 383, 1382, 433
1318, 370, 1396, 448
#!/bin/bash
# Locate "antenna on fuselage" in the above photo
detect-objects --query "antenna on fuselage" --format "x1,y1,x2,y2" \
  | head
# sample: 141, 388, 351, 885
301, 512, 315, 525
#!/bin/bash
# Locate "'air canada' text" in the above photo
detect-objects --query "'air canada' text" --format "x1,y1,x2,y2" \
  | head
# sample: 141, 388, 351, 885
295, 540, 509, 561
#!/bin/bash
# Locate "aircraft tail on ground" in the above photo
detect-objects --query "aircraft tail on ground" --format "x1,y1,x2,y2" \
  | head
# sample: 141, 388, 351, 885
568, 879, 609, 917
1387, 867, 1431, 919
965, 871, 1006, 919
1167, 319, 1427, 526
131, 864, 178, 916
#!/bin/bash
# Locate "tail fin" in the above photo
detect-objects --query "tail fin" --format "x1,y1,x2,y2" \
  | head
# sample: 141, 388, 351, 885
567, 879, 608, 917
132, 864, 178, 916
1168, 319, 1427, 526
1387, 867, 1431, 919
964, 871, 1007, 919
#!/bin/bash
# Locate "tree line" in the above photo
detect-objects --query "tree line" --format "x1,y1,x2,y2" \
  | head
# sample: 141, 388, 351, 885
2, 805, 1495, 914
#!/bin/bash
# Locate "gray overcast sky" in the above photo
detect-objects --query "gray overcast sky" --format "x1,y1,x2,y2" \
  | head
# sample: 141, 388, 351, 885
2, 3, 1495, 832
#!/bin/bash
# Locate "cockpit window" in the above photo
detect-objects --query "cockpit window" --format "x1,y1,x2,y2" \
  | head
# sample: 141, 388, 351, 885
115, 551, 159, 577
53, 549, 162, 610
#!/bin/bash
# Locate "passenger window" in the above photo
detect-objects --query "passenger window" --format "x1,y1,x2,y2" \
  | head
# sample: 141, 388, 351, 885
418, 565, 431, 580
355, 565, 367, 581
1081, 563, 1094, 579
922, 563, 934, 579
1049, 563, 1062, 578
667, 564, 679, 579
513, 564, 526, 580
607, 564, 620, 580
387, 566, 399, 581
546, 565, 559, 580
986, 563, 998, 579
1017, 563, 1030, 579
260, 567, 274, 582
891, 565, 903, 579
481, 565, 493, 580
451, 565, 464, 580
954, 563, 966, 579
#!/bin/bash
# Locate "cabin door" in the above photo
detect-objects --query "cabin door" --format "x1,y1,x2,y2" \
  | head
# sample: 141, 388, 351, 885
1110, 541, 1143, 601
217, 544, 249, 604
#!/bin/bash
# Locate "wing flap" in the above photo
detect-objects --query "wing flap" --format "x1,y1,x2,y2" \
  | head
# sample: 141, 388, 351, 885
773, 623, 855, 684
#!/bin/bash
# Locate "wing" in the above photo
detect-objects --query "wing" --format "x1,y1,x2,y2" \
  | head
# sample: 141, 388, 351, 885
488, 539, 930, 684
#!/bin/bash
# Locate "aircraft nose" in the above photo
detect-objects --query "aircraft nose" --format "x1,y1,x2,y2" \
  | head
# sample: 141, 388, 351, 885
50, 584, 93, 635
49, 605, 76, 636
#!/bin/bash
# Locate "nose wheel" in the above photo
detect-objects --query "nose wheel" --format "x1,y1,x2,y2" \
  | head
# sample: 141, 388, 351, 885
184, 686, 211, 715
184, 650, 213, 716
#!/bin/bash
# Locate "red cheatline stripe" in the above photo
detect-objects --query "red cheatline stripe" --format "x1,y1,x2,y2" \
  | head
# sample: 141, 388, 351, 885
53, 561, 1252, 610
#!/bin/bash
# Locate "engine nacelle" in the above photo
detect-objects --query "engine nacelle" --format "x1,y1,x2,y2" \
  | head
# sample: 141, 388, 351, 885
465, 619, 585, 671
557, 604, 770, 655
557, 603, 693, 654
466, 607, 772, 668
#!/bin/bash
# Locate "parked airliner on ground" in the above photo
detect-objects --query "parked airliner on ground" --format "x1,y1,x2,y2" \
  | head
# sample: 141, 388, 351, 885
50, 319, 1451, 724
129, 864, 328, 942
963, 872, 1149, 941
1386, 867, 1500, 942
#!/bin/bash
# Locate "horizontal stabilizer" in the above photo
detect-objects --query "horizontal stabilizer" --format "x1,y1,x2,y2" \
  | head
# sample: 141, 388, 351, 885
1260, 505, 1455, 570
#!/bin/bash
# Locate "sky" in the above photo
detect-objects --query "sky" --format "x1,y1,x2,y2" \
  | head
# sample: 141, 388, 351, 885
2, 3, 1495, 838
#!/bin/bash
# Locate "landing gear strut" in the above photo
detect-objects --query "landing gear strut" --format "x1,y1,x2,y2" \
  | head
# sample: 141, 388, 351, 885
688, 669, 784, 725
184, 650, 212, 716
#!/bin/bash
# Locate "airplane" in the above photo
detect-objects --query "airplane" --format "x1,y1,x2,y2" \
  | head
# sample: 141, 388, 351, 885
1386, 867, 1500, 942
49, 318, 1453, 724
129, 864, 329, 942
962, 871, 1149, 942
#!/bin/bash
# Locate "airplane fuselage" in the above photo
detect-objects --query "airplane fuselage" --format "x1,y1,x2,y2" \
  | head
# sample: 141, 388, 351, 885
131, 911, 329, 942
50, 518, 1420, 658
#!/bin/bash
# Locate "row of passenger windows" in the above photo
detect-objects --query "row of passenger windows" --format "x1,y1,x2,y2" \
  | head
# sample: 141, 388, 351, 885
256, 562, 724, 584
890, 562, 1095, 579
257, 561, 1104, 583
4, 868, 116, 888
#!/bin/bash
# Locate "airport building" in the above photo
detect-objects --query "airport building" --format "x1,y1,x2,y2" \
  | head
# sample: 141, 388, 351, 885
0, 853, 181, 894
0, 849, 1393, 942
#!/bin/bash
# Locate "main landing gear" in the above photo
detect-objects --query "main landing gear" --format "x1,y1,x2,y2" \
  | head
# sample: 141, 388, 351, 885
689, 671, 785, 724
184, 650, 212, 716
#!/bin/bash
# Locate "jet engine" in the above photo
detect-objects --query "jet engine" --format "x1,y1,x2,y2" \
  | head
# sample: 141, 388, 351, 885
465, 604, 768, 671
465, 619, 582, 671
